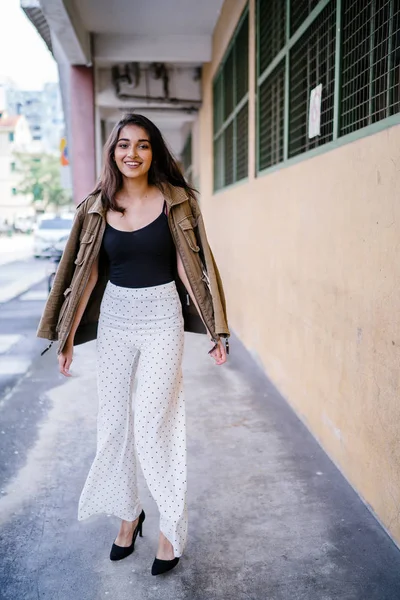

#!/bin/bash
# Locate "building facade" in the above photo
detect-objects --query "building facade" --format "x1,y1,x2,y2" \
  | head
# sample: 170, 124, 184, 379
24, 0, 400, 547
198, 0, 400, 547
2, 81, 64, 153
0, 113, 34, 225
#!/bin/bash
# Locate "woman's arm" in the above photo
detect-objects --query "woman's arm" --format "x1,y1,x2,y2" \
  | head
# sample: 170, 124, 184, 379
187, 196, 229, 338
176, 249, 226, 366
58, 254, 99, 376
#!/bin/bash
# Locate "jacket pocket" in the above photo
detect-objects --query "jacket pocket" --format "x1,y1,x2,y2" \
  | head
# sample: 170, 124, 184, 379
74, 231, 94, 266
178, 216, 200, 252
56, 287, 72, 331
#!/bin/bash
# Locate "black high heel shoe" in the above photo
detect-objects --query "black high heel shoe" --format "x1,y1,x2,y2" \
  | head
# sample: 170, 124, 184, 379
151, 556, 180, 576
110, 509, 145, 561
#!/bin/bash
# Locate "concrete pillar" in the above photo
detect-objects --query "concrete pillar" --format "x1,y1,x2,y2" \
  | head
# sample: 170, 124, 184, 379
70, 66, 96, 204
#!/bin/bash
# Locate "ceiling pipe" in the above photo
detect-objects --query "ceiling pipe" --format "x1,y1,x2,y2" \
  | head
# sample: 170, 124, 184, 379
112, 62, 201, 111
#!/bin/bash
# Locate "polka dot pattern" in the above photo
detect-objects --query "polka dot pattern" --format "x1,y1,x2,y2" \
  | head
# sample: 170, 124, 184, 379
78, 281, 187, 557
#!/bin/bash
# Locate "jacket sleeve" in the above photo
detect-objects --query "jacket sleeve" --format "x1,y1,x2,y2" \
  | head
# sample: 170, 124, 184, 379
189, 196, 230, 338
36, 206, 85, 341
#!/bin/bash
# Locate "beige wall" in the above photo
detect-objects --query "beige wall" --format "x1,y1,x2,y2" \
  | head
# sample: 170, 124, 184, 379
199, 0, 400, 545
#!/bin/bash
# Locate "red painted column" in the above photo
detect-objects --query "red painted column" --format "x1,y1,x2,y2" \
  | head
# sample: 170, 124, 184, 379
70, 66, 96, 204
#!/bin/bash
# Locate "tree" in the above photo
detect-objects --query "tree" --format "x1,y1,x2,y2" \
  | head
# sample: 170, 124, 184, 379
15, 153, 73, 211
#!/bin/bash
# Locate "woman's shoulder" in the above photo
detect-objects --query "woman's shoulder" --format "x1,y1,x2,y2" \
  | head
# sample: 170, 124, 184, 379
162, 183, 199, 210
75, 191, 102, 214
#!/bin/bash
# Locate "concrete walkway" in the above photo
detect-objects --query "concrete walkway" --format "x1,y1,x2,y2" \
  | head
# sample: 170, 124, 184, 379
1, 333, 400, 600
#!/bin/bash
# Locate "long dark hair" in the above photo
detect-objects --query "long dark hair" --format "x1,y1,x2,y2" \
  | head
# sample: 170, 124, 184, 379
92, 113, 196, 214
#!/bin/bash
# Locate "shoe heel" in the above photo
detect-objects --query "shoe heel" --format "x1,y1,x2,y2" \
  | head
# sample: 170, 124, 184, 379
139, 523, 143, 537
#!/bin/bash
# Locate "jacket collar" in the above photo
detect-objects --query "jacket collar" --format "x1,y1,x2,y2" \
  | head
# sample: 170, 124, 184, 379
87, 184, 188, 217
161, 183, 189, 207
87, 193, 104, 216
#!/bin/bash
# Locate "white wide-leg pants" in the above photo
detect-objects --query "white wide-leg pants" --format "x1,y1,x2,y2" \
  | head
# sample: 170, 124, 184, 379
78, 280, 187, 557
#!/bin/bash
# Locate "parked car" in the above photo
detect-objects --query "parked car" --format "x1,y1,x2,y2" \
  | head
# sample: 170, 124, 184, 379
33, 215, 74, 258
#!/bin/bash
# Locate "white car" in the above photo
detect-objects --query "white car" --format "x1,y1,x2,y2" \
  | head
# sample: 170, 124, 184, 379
33, 215, 74, 258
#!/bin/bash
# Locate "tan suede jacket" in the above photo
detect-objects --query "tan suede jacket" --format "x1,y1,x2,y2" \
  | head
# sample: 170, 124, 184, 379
36, 184, 230, 355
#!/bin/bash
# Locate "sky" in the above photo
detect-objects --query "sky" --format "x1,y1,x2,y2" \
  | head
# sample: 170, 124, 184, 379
0, 0, 58, 90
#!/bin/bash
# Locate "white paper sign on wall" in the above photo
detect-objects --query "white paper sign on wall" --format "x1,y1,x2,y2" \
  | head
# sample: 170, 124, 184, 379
308, 84, 322, 139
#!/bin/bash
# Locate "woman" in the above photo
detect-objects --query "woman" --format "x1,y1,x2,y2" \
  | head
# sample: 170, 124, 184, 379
37, 113, 229, 576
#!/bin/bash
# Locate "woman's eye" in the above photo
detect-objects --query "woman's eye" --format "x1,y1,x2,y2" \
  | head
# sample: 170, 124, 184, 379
118, 143, 128, 148
139, 144, 149, 149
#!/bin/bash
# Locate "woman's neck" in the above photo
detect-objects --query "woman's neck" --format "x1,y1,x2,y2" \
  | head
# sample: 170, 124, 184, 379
119, 176, 153, 204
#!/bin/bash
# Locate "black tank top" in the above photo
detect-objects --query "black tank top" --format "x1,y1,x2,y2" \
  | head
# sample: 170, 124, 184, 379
102, 200, 176, 288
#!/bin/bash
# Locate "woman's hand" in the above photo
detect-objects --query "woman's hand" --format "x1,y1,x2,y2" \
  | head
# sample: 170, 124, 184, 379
208, 339, 227, 365
58, 341, 73, 377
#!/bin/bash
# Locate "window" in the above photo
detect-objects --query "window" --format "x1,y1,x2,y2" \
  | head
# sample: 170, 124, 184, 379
213, 9, 249, 191
340, 0, 400, 135
181, 133, 193, 185
10, 162, 16, 172
8, 132, 14, 142
11, 187, 17, 196
259, 62, 285, 169
289, 2, 336, 157
259, 0, 286, 73
257, 0, 400, 173
291, 0, 320, 35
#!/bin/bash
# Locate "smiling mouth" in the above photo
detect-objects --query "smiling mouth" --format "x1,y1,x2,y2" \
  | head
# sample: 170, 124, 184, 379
124, 161, 142, 167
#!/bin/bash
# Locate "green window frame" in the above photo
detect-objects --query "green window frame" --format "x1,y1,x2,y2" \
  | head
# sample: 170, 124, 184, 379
213, 8, 249, 192
256, 0, 400, 175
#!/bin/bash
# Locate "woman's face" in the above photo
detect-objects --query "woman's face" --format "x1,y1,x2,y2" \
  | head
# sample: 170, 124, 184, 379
113, 125, 153, 180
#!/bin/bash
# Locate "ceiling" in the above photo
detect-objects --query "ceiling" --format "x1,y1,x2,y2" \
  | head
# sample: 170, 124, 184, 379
75, 0, 224, 35
24, 0, 224, 156
34, 0, 225, 65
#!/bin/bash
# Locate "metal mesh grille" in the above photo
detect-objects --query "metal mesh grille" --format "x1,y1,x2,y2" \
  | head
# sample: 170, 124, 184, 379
289, 1, 336, 158
213, 10, 249, 190
213, 73, 223, 134
236, 14, 249, 102
213, 136, 224, 191
290, 0, 320, 35
341, 0, 400, 136
256, 0, 399, 170
223, 48, 234, 120
224, 122, 234, 186
390, 2, 400, 114
236, 104, 249, 181
258, 0, 286, 74
259, 61, 285, 170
